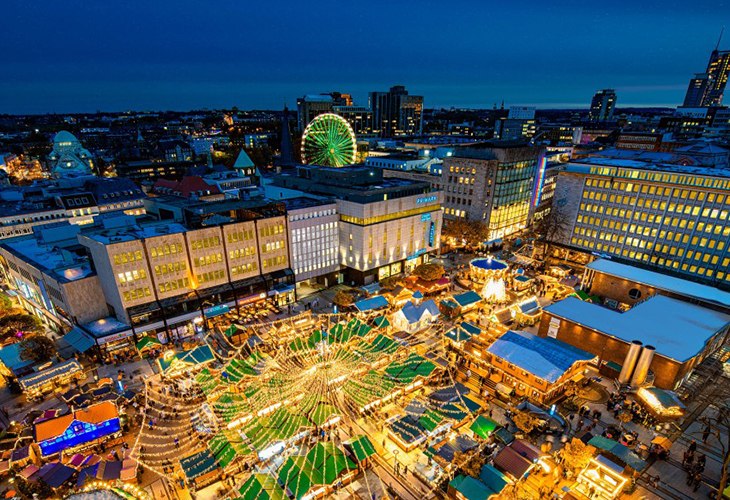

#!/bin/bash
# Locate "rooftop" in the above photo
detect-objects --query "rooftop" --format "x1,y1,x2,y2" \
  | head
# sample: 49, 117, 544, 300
83, 221, 188, 244
568, 158, 730, 179
587, 259, 730, 310
486, 330, 594, 383
2, 237, 93, 282
544, 295, 730, 361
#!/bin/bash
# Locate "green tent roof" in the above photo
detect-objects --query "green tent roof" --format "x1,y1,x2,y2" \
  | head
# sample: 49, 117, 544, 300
305, 443, 356, 485
346, 435, 376, 462
278, 456, 324, 500
237, 474, 288, 500
308, 404, 340, 427
419, 409, 448, 433
470, 415, 501, 439
448, 475, 494, 500
136, 336, 162, 351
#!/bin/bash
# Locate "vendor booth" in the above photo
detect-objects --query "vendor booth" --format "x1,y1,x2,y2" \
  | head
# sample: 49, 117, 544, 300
512, 297, 542, 326
19, 360, 84, 400
135, 336, 162, 359
574, 455, 628, 500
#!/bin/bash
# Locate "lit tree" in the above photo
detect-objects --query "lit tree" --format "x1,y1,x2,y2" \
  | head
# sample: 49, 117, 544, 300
617, 410, 633, 430
333, 291, 356, 308
412, 263, 445, 282
560, 438, 594, 473
512, 409, 540, 434
530, 205, 571, 260
0, 313, 42, 338
453, 450, 486, 479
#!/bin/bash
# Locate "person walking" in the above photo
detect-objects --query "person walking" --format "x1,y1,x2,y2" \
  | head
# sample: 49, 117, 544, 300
702, 424, 711, 442
689, 439, 697, 453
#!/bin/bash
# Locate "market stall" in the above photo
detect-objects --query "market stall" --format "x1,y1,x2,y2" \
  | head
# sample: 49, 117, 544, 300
19, 359, 84, 400
135, 336, 162, 359
574, 455, 628, 500
512, 297, 542, 326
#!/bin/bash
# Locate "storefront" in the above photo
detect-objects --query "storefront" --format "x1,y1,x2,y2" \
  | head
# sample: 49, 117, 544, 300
404, 250, 429, 274
377, 262, 404, 281
81, 317, 137, 363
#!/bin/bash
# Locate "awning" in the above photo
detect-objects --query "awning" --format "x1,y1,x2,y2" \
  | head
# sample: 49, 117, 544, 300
205, 305, 230, 318
62, 328, 95, 353
470, 415, 500, 439
355, 296, 389, 312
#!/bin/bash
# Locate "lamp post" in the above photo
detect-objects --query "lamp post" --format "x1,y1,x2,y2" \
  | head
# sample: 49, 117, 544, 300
393, 449, 399, 475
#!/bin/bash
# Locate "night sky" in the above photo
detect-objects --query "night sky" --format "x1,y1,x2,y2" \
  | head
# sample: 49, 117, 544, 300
1, 0, 727, 114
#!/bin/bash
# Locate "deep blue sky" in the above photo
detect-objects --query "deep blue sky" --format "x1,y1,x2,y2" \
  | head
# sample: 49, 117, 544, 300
1, 0, 727, 114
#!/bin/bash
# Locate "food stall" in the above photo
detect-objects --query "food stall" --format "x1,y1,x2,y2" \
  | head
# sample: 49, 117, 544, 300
135, 336, 162, 359
19, 359, 84, 400
574, 456, 628, 500
512, 297, 542, 326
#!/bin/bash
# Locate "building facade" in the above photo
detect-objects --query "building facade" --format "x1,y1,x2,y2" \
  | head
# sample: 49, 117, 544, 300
550, 158, 730, 285
441, 142, 545, 240
284, 198, 340, 287
369, 86, 423, 138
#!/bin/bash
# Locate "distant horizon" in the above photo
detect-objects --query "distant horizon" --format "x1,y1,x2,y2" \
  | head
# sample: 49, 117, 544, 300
0, 103, 680, 118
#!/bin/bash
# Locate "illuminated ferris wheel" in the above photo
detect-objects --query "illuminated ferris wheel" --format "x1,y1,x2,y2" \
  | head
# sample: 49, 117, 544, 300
301, 113, 356, 167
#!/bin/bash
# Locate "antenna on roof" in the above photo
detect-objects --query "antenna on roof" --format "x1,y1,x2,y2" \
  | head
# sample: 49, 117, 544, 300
716, 26, 725, 51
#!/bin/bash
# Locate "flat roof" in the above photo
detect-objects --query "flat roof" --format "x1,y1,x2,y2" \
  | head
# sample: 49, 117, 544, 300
83, 222, 188, 244
587, 259, 730, 310
3, 239, 93, 282
544, 296, 730, 362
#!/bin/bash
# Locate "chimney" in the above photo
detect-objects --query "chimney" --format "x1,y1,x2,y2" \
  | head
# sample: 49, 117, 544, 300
618, 340, 643, 384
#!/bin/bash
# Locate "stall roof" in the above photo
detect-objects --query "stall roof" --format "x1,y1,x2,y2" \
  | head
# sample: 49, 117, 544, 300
487, 330, 593, 383
453, 291, 482, 308
389, 415, 425, 444
237, 473, 288, 500
0, 343, 34, 373
545, 296, 730, 362
470, 415, 501, 439
345, 435, 376, 462
180, 449, 218, 480
62, 328, 96, 353
136, 336, 162, 351
354, 296, 389, 312
587, 259, 730, 309
493, 445, 533, 479
19, 359, 83, 392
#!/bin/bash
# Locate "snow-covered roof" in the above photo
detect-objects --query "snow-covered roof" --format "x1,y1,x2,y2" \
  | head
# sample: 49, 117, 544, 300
587, 259, 730, 310
487, 330, 593, 383
544, 296, 730, 361
398, 299, 440, 324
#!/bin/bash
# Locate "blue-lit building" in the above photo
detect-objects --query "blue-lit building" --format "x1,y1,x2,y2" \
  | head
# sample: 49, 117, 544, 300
34, 401, 121, 456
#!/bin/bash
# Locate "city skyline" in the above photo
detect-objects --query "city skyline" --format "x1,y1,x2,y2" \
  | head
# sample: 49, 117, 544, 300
1, 0, 727, 114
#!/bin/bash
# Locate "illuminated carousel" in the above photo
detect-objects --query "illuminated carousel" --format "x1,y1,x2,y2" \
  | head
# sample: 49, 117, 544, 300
469, 257, 509, 303
131, 311, 481, 500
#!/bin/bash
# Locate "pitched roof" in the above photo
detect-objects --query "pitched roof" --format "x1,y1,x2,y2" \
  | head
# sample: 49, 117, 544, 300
152, 175, 221, 198
398, 299, 440, 323
486, 330, 593, 383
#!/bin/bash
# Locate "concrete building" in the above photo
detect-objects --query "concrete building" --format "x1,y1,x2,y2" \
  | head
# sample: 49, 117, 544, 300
369, 86, 423, 138
441, 142, 545, 240
283, 197, 340, 288
550, 157, 730, 285
539, 295, 730, 390
271, 166, 442, 284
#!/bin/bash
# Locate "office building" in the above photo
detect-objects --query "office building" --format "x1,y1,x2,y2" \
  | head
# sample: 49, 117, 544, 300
296, 92, 354, 131
550, 157, 730, 285
332, 106, 374, 135
587, 89, 617, 121
271, 166, 442, 284
441, 142, 545, 240
683, 42, 730, 107
0, 197, 295, 357
283, 197, 340, 288
369, 86, 424, 138
0, 177, 146, 240
683, 73, 710, 107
